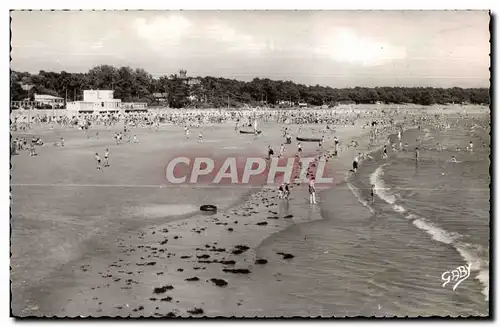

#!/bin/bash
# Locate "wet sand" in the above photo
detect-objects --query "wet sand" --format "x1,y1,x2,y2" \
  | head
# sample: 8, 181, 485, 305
11, 105, 482, 317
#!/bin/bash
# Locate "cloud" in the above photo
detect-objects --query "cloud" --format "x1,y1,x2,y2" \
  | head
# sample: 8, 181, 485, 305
205, 23, 266, 54
134, 15, 193, 49
314, 28, 407, 66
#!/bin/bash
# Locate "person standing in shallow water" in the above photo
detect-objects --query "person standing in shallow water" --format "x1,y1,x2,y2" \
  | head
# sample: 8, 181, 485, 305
309, 177, 316, 204
415, 147, 420, 163
371, 184, 375, 203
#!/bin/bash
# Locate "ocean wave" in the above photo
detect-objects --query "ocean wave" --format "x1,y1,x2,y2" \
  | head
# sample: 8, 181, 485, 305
406, 213, 489, 301
371, 164, 489, 301
455, 245, 489, 301
369, 164, 397, 205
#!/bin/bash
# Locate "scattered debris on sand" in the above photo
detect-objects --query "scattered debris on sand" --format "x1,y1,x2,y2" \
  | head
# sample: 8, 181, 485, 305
187, 307, 204, 315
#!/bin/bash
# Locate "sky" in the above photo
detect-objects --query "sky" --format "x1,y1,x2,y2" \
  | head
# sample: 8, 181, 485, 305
10, 10, 490, 88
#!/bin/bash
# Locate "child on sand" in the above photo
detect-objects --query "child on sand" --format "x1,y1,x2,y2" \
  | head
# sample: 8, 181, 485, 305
104, 149, 110, 167
284, 184, 291, 200
29, 142, 36, 157
278, 184, 284, 200
268, 145, 275, 159
95, 153, 101, 170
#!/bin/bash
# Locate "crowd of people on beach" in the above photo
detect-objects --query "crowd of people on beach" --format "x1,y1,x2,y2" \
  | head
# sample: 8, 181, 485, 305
12, 104, 487, 205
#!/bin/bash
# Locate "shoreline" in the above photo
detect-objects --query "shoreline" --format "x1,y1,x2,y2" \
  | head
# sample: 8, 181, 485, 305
11, 107, 489, 317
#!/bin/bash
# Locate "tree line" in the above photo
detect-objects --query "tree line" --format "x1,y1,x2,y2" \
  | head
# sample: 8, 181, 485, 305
10, 65, 490, 108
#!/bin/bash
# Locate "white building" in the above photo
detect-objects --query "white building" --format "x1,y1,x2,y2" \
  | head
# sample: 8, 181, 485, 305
67, 90, 122, 113
34, 94, 65, 106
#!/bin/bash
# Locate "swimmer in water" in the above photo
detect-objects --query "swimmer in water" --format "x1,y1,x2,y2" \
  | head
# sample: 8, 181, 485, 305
468, 141, 473, 152
451, 156, 457, 163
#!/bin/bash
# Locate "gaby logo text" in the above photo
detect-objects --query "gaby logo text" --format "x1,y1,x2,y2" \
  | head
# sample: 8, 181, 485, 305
165, 156, 334, 186
441, 264, 471, 291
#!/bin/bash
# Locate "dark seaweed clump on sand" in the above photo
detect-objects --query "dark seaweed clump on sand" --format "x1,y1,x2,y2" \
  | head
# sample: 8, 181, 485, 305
231, 245, 250, 255
277, 252, 295, 259
223, 268, 251, 274
210, 278, 228, 287
153, 285, 174, 294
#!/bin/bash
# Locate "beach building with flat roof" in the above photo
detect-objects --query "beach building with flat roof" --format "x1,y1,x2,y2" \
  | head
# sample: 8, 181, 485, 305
34, 94, 64, 105
67, 90, 122, 113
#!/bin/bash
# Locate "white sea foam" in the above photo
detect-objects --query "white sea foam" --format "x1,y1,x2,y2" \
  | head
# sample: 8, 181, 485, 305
369, 164, 398, 205
372, 164, 489, 301
346, 181, 375, 214
408, 213, 489, 301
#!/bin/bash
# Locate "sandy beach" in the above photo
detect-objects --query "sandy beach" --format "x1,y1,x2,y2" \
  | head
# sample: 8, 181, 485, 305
11, 104, 489, 317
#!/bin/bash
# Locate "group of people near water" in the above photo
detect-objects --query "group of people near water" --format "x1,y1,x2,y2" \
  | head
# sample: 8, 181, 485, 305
14, 105, 480, 204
